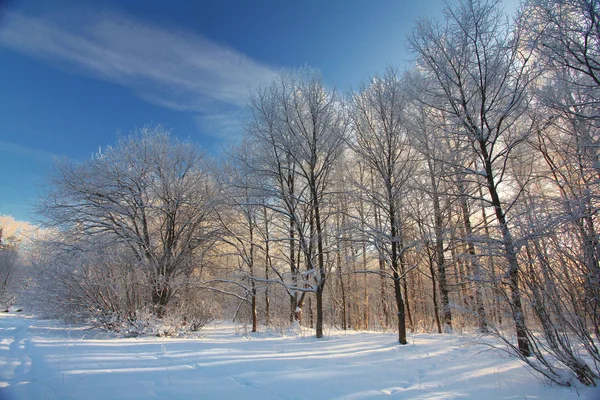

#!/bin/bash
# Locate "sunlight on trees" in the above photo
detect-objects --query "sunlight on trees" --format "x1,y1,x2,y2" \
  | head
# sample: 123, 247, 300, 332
4, 0, 597, 388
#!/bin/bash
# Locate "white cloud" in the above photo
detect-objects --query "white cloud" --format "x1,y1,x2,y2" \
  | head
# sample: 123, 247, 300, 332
0, 9, 277, 112
193, 110, 248, 142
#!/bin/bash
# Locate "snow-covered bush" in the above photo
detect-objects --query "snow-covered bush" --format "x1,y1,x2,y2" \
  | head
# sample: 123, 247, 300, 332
25, 236, 144, 322
26, 232, 224, 337
178, 299, 218, 332
112, 302, 218, 337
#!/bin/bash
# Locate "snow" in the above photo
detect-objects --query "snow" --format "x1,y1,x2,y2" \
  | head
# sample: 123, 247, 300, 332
1, 313, 599, 400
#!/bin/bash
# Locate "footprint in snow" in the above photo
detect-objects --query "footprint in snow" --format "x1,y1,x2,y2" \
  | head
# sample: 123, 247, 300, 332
231, 375, 258, 387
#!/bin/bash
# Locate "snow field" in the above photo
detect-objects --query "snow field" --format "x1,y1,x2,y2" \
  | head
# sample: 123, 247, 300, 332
1, 313, 599, 399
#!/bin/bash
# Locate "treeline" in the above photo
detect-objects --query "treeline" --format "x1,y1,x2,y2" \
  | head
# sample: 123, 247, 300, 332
15, 0, 600, 387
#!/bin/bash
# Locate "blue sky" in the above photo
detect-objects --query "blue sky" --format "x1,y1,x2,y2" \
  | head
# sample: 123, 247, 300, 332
0, 0, 518, 223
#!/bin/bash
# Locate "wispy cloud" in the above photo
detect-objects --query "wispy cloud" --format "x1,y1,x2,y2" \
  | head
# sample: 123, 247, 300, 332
0, 9, 277, 112
0, 139, 56, 164
194, 111, 248, 142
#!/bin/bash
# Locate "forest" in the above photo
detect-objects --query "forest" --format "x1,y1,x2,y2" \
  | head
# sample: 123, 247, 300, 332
1, 0, 599, 388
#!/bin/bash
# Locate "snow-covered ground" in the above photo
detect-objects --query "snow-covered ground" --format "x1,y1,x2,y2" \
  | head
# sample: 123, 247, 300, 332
1, 313, 598, 400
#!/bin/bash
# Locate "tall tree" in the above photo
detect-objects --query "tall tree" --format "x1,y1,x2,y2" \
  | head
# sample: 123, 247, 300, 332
246, 76, 306, 324
278, 68, 347, 338
246, 68, 347, 338
409, 0, 536, 355
408, 98, 455, 333
220, 144, 267, 332
349, 67, 415, 344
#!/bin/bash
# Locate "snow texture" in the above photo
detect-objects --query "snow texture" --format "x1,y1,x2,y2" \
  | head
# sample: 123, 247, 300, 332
1, 313, 599, 399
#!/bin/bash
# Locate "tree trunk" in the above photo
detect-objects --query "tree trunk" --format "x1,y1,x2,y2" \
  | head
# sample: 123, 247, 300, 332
289, 212, 299, 323
251, 285, 258, 333
151, 270, 171, 318
428, 250, 443, 333
336, 220, 347, 330
374, 206, 390, 329
458, 195, 488, 333
428, 158, 452, 331
401, 256, 414, 332
480, 142, 530, 357
480, 186, 502, 326
314, 196, 326, 339
393, 273, 408, 344
389, 197, 407, 344
263, 207, 271, 327
249, 212, 257, 333
359, 193, 369, 330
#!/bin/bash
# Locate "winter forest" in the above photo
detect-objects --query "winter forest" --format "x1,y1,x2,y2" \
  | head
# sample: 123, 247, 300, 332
2, 0, 600, 393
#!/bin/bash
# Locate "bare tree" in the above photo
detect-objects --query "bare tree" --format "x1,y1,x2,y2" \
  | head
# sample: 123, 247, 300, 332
37, 127, 217, 317
348, 67, 416, 344
409, 0, 536, 356
407, 97, 456, 333
245, 77, 307, 325
245, 68, 347, 337
525, 0, 600, 116
219, 143, 270, 332
525, 0, 600, 333
278, 68, 348, 338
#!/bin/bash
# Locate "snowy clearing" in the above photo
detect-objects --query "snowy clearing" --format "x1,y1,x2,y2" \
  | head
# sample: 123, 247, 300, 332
1, 313, 598, 400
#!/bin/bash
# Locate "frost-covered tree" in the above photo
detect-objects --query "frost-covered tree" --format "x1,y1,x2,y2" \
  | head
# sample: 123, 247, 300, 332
245, 76, 307, 325
409, 0, 537, 356
524, 0, 600, 331
245, 68, 347, 338
278, 69, 347, 338
37, 127, 218, 317
348, 67, 416, 344
524, 0, 600, 113
217, 143, 270, 332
